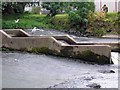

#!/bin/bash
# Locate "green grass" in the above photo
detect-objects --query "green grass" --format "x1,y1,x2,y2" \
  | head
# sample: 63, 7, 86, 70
105, 12, 118, 35
2, 12, 118, 36
106, 12, 118, 19
3, 14, 45, 29
2, 13, 69, 30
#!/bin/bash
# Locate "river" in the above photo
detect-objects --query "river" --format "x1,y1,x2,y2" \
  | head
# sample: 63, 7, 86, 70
2, 29, 120, 88
25, 29, 119, 43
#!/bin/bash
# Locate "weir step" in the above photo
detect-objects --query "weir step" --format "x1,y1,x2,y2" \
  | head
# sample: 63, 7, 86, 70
0, 29, 115, 64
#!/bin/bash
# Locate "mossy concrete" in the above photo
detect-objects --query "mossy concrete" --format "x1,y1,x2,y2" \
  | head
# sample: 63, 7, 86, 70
74, 50, 111, 64
0, 29, 112, 64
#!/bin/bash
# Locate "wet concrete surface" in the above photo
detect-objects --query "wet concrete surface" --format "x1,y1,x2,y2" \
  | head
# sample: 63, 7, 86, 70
2, 51, 119, 88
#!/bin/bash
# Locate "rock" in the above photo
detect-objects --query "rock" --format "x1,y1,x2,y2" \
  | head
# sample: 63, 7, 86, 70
109, 70, 115, 73
98, 70, 115, 74
84, 76, 95, 81
106, 29, 112, 32
86, 83, 101, 89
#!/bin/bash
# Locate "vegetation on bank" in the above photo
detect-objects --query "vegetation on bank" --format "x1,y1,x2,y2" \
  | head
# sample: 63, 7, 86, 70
2, 2, 119, 37
2, 13, 68, 30
87, 12, 119, 36
2, 12, 119, 37
2, 2, 96, 36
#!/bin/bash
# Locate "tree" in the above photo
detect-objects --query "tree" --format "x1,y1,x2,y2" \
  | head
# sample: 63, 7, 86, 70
68, 2, 95, 34
41, 2, 67, 17
2, 2, 28, 15
41, 2, 95, 34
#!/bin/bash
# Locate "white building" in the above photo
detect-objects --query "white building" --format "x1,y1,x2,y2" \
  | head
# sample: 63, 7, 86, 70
95, 0, 120, 12
25, 0, 120, 13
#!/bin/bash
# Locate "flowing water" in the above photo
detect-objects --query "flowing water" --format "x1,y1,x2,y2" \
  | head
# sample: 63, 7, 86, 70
2, 29, 119, 88
25, 29, 119, 43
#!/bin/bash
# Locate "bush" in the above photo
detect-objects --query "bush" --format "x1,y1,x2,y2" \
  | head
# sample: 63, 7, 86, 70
68, 11, 88, 33
31, 7, 40, 14
90, 28, 106, 37
68, 2, 95, 34
118, 12, 120, 27
88, 12, 106, 24
116, 12, 120, 34
87, 12, 118, 36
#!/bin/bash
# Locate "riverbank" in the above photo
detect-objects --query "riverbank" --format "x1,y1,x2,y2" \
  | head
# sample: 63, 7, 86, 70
2, 12, 119, 37
2, 14, 68, 30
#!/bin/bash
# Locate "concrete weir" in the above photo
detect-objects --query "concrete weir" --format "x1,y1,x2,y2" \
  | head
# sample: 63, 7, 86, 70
0, 29, 114, 64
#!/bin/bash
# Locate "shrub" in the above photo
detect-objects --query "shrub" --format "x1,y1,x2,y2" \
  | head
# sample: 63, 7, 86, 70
31, 7, 40, 14
116, 12, 120, 34
118, 12, 120, 27
87, 12, 118, 36
90, 28, 106, 37
68, 2, 95, 34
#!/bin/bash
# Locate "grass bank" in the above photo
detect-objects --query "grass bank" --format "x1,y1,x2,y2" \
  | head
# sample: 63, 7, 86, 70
2, 12, 119, 36
87, 12, 119, 36
2, 13, 69, 31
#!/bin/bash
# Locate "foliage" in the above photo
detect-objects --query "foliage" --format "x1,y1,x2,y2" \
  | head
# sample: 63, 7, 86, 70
48, 14, 69, 30
2, 11, 118, 37
87, 12, 118, 36
116, 12, 120, 34
2, 2, 95, 35
68, 2, 95, 33
41, 2, 95, 34
41, 2, 66, 17
2, 2, 28, 15
87, 12, 107, 25
2, 13, 69, 30
31, 7, 40, 14
89, 28, 106, 37
118, 12, 120, 27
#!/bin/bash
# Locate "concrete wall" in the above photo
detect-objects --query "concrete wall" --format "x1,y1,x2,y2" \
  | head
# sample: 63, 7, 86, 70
3, 29, 30, 37
0, 29, 112, 64
76, 42, 119, 51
